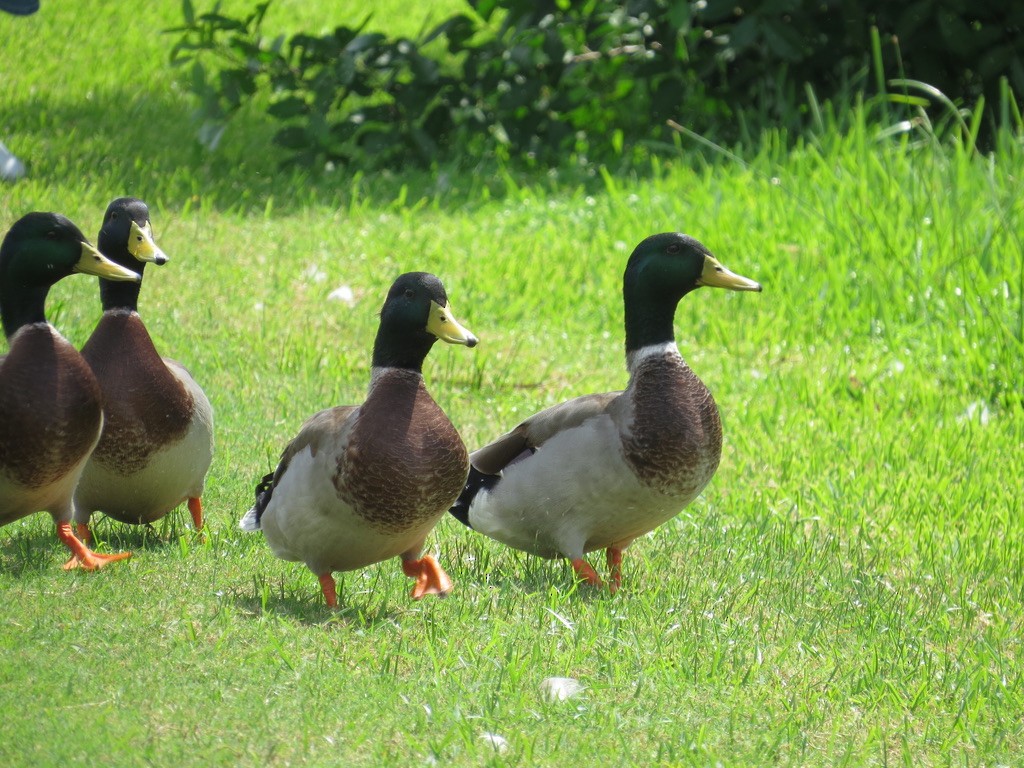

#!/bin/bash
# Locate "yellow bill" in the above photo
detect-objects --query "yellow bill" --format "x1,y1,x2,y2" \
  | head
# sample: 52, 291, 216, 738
75, 241, 141, 282
427, 300, 478, 347
696, 255, 762, 292
127, 220, 169, 265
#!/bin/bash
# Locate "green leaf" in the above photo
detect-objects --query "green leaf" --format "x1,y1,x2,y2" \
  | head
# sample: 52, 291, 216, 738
422, 14, 475, 50
728, 17, 759, 52
411, 126, 439, 160
334, 54, 356, 87
471, 0, 500, 23
346, 33, 387, 54
197, 13, 246, 32
762, 18, 804, 62
267, 96, 308, 118
274, 125, 309, 150
408, 52, 439, 83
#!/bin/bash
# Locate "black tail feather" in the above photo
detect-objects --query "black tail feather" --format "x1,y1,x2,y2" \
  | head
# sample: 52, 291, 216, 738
449, 465, 500, 528
252, 470, 276, 526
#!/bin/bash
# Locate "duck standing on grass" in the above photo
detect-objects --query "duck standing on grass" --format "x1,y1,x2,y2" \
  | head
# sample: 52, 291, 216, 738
449, 232, 761, 592
0, 212, 140, 569
72, 198, 214, 542
240, 272, 478, 609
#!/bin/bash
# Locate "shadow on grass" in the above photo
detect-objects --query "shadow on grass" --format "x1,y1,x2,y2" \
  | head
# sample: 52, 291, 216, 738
464, 567, 619, 601
230, 570, 406, 629
0, 524, 65, 575
446, 539, 618, 599
5, 88, 642, 216
0, 513, 196, 575
86, 514, 200, 551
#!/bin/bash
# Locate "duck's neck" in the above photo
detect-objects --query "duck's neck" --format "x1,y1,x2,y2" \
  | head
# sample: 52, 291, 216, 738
94, 236, 146, 310
626, 341, 682, 375
367, 365, 423, 394
371, 326, 435, 373
1, 284, 50, 339
99, 273, 143, 311
622, 283, 693, 354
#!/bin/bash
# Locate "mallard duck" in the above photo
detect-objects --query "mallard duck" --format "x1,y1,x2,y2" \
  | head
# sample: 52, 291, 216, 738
449, 232, 761, 592
73, 198, 214, 540
0, 212, 140, 569
240, 272, 478, 608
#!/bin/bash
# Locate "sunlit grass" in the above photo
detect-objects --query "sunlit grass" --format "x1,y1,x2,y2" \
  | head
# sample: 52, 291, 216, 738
2, 1, 1023, 766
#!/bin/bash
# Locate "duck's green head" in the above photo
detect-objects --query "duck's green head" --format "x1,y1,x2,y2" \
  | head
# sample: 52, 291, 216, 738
0, 212, 140, 337
373, 272, 478, 370
623, 232, 761, 350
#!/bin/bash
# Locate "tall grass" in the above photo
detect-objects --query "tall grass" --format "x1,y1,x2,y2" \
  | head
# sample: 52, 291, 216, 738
1, 2, 1023, 766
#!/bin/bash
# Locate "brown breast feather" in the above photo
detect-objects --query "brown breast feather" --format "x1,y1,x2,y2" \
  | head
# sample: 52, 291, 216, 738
621, 353, 722, 497
0, 327, 103, 488
80, 313, 194, 474
334, 371, 469, 534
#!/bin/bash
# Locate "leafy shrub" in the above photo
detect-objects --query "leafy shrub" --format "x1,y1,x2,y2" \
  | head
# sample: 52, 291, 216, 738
697, 1, 1024, 130
166, 0, 1023, 169
167, 0, 720, 167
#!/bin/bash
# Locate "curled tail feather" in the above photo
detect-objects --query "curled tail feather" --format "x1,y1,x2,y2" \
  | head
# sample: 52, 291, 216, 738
239, 471, 275, 531
448, 465, 501, 528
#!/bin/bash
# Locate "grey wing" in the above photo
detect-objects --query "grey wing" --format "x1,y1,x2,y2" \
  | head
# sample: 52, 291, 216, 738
163, 357, 194, 379
470, 391, 620, 474
273, 405, 359, 483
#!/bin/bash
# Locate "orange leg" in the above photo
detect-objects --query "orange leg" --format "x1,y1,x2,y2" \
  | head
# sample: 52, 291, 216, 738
75, 521, 92, 544
605, 547, 623, 594
401, 555, 453, 600
187, 497, 204, 532
318, 573, 339, 609
57, 522, 132, 571
570, 557, 603, 587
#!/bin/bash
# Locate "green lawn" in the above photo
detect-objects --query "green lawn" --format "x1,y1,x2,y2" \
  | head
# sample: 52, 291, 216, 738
2, 2, 1023, 766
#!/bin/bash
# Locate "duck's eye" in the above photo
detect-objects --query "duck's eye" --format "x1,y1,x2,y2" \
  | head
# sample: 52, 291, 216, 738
404, 288, 415, 299
110, 211, 118, 221
667, 244, 680, 254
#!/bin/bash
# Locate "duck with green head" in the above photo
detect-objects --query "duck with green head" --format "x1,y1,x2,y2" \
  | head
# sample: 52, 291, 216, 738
240, 272, 478, 608
73, 198, 214, 542
449, 232, 761, 592
0, 212, 140, 569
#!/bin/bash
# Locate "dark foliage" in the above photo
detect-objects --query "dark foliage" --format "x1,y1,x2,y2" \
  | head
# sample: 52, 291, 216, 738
165, 0, 1023, 168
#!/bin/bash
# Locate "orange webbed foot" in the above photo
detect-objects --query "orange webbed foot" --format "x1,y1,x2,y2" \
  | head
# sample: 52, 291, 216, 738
57, 523, 132, 571
402, 555, 453, 600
